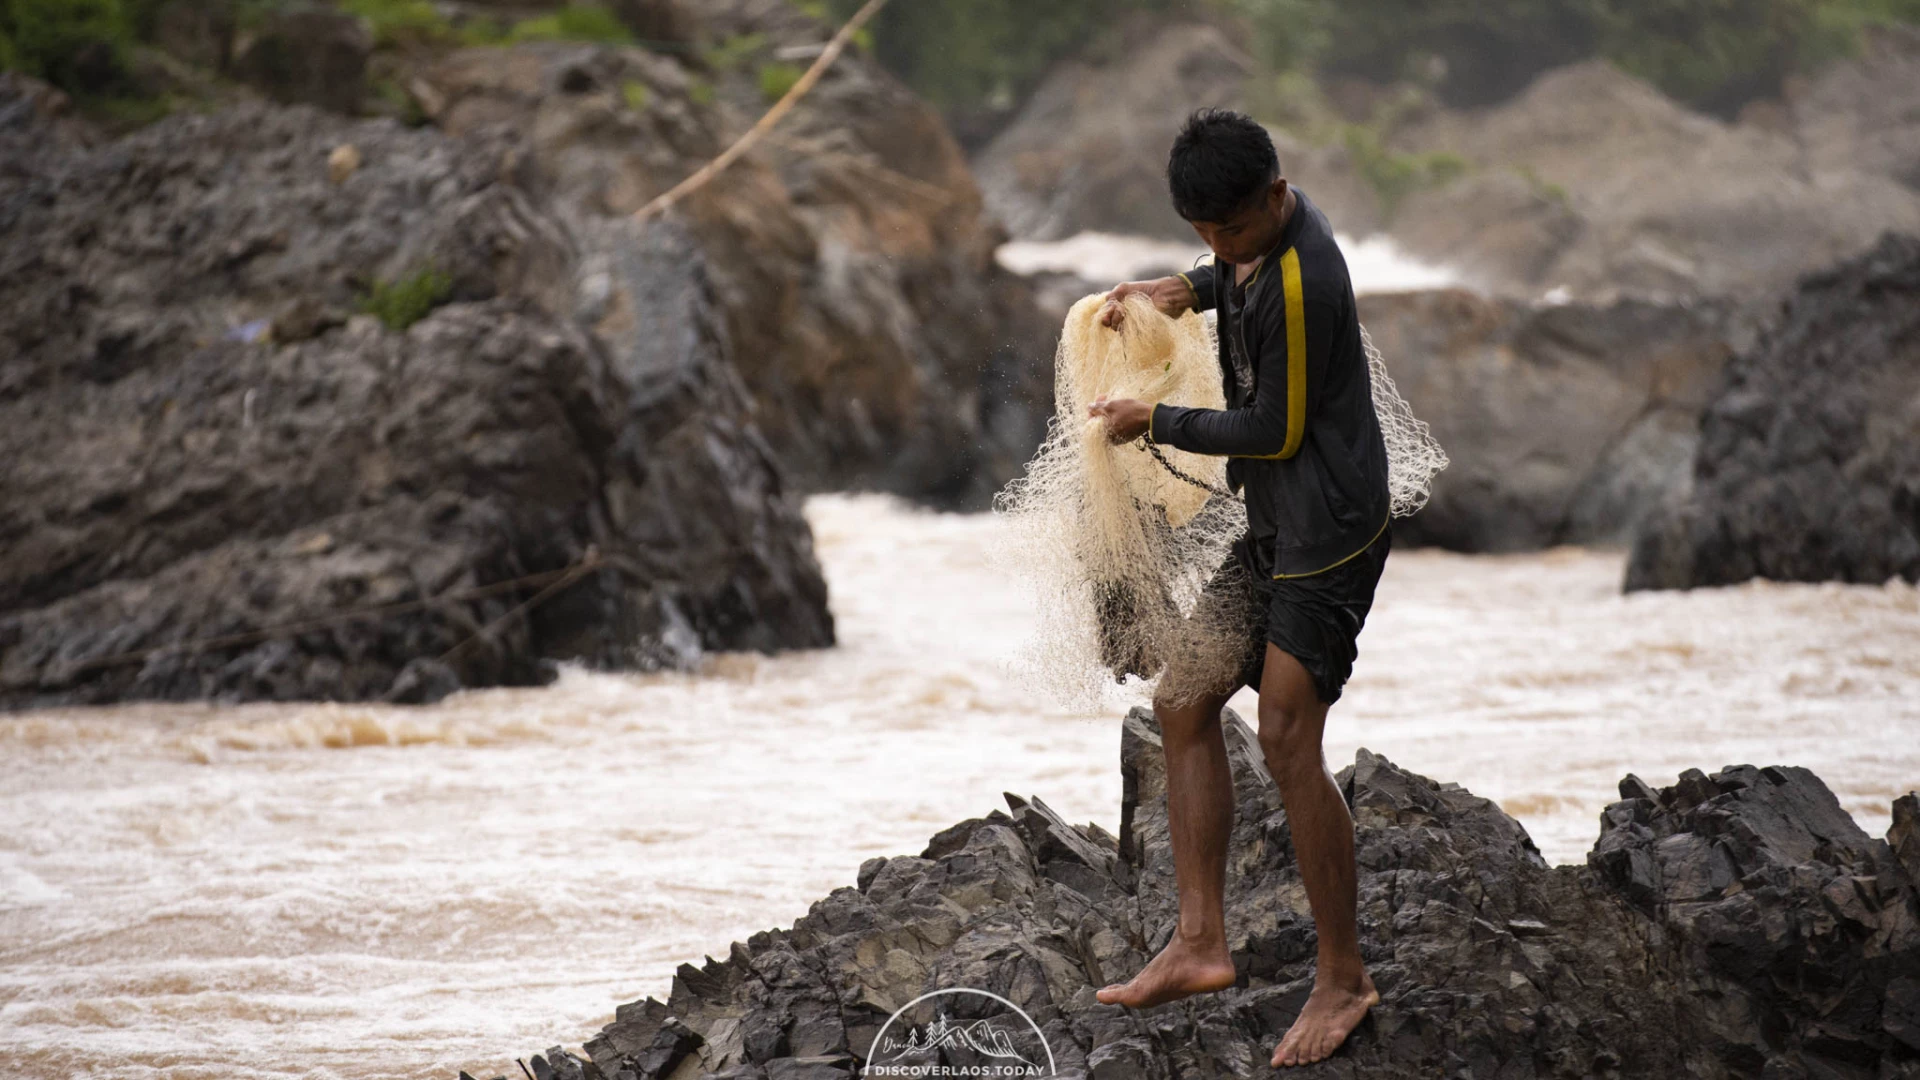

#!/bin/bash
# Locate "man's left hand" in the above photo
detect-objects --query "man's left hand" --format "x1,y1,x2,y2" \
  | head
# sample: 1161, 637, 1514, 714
1088, 396, 1152, 443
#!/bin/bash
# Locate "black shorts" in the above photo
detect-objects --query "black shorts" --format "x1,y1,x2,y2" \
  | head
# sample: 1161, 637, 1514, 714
1195, 524, 1392, 705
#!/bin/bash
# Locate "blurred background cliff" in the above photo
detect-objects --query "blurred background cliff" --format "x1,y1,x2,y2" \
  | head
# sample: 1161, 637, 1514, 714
2, 0, 1917, 708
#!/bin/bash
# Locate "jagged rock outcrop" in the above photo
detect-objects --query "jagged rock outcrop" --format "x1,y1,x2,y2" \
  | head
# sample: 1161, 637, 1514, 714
483, 706, 1920, 1079
0, 85, 832, 707
1626, 232, 1920, 591
1590, 763, 1920, 1072
416, 4, 1054, 507
1358, 289, 1758, 551
1386, 61, 1920, 301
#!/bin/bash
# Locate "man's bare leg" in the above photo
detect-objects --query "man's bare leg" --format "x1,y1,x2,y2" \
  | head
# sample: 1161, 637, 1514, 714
1256, 644, 1379, 1066
1094, 685, 1240, 1008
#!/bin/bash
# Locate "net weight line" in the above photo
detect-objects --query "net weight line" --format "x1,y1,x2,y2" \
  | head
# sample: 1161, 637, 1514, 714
1133, 434, 1237, 501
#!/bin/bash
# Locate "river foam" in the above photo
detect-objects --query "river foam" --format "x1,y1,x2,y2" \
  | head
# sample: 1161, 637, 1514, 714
4, 494, 1917, 1079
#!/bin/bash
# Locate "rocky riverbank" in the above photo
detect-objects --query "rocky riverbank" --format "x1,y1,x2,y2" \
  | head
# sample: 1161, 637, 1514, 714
1626, 232, 1920, 591
0, 0, 1058, 707
477, 707, 1920, 1080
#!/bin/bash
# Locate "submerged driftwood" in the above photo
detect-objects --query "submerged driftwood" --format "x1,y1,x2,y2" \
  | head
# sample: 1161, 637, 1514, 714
480, 707, 1920, 1079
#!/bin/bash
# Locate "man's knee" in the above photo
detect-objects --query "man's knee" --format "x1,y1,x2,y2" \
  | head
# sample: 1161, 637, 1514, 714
1153, 691, 1222, 741
1256, 696, 1323, 780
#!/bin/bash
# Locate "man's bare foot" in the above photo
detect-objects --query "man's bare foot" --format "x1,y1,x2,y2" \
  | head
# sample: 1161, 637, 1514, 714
1094, 935, 1237, 1009
1271, 968, 1379, 1066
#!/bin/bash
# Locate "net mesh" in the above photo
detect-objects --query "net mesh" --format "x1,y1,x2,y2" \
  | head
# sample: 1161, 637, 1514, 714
991, 291, 1446, 711
1364, 322, 1450, 518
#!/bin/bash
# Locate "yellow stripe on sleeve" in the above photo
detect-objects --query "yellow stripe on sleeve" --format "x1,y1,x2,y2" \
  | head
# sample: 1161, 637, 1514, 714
1230, 246, 1307, 460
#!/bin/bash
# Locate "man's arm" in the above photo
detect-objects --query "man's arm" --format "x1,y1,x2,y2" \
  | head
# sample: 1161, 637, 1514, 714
1176, 261, 1217, 313
1098, 273, 1199, 328
1149, 252, 1336, 458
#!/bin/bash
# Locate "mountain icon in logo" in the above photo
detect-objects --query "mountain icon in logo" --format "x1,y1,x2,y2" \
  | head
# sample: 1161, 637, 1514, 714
875, 1015, 1039, 1066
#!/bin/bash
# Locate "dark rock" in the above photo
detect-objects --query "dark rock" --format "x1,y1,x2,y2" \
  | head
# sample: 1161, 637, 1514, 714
232, 6, 371, 116
1626, 232, 1920, 590
1358, 288, 1758, 550
1589, 763, 1920, 1071
0, 88, 831, 708
383, 658, 462, 705
529, 1047, 587, 1080
1893, 795, 1920, 892
507, 704, 1920, 1078
150, 0, 239, 72
762, 1054, 854, 1079
607, 0, 695, 44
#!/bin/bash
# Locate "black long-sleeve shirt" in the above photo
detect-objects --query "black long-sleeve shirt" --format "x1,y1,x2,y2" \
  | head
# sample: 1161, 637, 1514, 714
1147, 187, 1390, 579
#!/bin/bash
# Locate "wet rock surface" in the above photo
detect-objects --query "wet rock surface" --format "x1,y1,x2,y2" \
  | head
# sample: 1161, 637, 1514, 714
1358, 289, 1759, 551
493, 707, 1920, 1079
1626, 232, 1920, 590
0, 87, 832, 707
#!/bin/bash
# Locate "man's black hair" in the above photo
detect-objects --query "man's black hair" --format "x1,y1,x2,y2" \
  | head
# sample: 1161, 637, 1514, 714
1166, 108, 1281, 223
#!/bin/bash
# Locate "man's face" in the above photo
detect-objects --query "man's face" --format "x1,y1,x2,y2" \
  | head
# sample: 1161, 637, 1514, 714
1186, 177, 1289, 265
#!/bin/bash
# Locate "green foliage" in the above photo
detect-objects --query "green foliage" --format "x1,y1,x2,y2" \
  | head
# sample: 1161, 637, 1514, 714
458, 15, 505, 45
621, 78, 648, 111
816, 0, 1919, 134
1587, 0, 1903, 114
338, 0, 454, 48
757, 59, 803, 102
1513, 164, 1570, 206
372, 76, 426, 125
1343, 124, 1467, 216
702, 31, 766, 72
359, 265, 453, 331
1230, 0, 1919, 114
818, 0, 1172, 132
1221, 0, 1328, 76
0, 0, 135, 93
686, 74, 714, 105
505, 4, 633, 45
1234, 0, 1601, 106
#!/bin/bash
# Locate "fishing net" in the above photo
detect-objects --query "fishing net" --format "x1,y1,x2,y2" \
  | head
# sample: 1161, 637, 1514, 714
991, 291, 1446, 711
1364, 323, 1450, 518
991, 292, 1252, 711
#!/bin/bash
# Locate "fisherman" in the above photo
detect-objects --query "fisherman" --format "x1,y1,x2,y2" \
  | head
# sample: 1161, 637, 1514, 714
1087, 107, 1391, 1067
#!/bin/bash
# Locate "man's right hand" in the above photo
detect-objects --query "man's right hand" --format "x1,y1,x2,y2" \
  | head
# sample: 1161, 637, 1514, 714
1099, 275, 1197, 328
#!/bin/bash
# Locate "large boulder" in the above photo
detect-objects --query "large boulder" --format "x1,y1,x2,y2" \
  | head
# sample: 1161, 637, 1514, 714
0, 89, 832, 708
490, 707, 1920, 1079
1386, 61, 1920, 301
1357, 288, 1756, 551
971, 19, 1255, 243
416, 10, 1054, 507
1625, 233, 1920, 591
